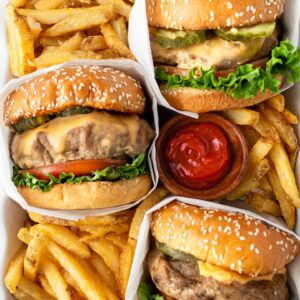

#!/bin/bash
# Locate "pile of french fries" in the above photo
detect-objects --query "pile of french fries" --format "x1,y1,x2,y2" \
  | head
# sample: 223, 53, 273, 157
223, 94, 299, 229
5, 0, 134, 77
4, 187, 168, 300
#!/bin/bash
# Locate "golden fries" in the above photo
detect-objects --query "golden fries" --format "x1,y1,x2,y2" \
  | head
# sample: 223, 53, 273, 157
246, 193, 281, 217
266, 94, 285, 112
5, 4, 35, 76
258, 103, 298, 151
7, 0, 134, 75
101, 23, 133, 58
268, 163, 296, 229
5, 245, 27, 294
43, 6, 115, 37
225, 94, 300, 227
223, 108, 260, 125
269, 142, 300, 208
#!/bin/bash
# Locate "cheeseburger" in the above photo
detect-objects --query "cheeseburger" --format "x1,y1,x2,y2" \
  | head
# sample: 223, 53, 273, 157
147, 0, 300, 112
4, 65, 155, 209
146, 202, 300, 300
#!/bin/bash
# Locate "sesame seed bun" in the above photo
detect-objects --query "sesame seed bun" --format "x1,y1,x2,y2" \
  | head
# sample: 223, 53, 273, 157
17, 174, 152, 209
151, 202, 300, 277
146, 0, 284, 30
160, 84, 277, 113
4, 65, 146, 126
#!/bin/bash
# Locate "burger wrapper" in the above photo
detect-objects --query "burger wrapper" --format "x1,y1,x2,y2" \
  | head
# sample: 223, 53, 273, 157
126, 196, 300, 300
128, 0, 300, 118
0, 59, 159, 220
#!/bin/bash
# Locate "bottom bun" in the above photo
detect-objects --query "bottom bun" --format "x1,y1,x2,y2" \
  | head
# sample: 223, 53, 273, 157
161, 85, 277, 113
17, 175, 152, 209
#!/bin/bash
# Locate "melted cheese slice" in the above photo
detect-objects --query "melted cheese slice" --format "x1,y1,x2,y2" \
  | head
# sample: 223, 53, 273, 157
12, 111, 141, 169
198, 261, 285, 284
151, 36, 265, 70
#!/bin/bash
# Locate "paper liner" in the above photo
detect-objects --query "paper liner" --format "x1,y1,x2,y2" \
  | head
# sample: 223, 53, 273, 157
0, 59, 159, 220
126, 196, 300, 300
128, 0, 300, 118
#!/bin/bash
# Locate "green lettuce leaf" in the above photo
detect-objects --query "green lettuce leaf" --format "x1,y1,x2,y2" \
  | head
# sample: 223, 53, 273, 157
12, 154, 149, 192
137, 283, 164, 300
155, 40, 300, 99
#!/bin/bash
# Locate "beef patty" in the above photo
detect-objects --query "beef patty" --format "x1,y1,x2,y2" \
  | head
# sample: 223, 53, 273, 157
147, 250, 288, 300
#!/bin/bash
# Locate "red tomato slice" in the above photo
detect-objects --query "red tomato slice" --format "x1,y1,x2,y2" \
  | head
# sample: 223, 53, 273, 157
21, 159, 128, 180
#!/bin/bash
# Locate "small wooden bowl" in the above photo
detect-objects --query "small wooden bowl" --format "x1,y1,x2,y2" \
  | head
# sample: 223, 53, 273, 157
156, 113, 248, 200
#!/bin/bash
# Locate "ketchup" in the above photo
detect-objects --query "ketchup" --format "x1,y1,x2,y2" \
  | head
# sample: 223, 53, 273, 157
165, 122, 231, 190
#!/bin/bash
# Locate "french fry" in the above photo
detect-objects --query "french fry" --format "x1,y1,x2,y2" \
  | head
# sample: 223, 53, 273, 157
258, 103, 298, 151
81, 35, 107, 51
269, 143, 300, 208
13, 288, 36, 300
259, 177, 273, 193
248, 137, 273, 166
89, 253, 117, 290
88, 239, 120, 279
101, 23, 133, 58
37, 274, 55, 297
119, 238, 136, 298
129, 187, 169, 240
48, 241, 108, 300
96, 0, 132, 19
290, 150, 299, 170
61, 269, 86, 299
79, 222, 129, 238
268, 163, 296, 229
226, 158, 270, 201
223, 108, 260, 125
5, 4, 35, 76
17, 227, 32, 244
266, 94, 285, 112
32, 224, 91, 258
112, 16, 128, 45
31, 50, 104, 68
24, 232, 46, 281
57, 32, 84, 51
43, 5, 115, 36
18, 276, 55, 300
246, 193, 281, 217
239, 126, 261, 148
40, 259, 72, 300
17, 6, 109, 24
34, 0, 65, 9
39, 37, 62, 47
282, 107, 299, 125
11, 0, 28, 8
105, 233, 128, 250
4, 245, 26, 294
26, 16, 42, 40
252, 114, 280, 143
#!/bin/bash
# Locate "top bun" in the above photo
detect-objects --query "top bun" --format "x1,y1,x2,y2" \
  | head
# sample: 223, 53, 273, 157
147, 0, 284, 30
151, 201, 300, 277
4, 65, 146, 126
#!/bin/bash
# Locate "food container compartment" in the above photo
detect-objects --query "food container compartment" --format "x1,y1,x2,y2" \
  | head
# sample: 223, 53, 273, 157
0, 59, 160, 220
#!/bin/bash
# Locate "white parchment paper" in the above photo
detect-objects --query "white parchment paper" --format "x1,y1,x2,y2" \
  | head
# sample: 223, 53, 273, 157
0, 59, 160, 220
126, 196, 300, 300
128, 0, 300, 117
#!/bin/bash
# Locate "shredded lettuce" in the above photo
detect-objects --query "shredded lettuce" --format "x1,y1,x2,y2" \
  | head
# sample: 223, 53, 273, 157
137, 283, 164, 300
155, 40, 300, 99
12, 154, 148, 192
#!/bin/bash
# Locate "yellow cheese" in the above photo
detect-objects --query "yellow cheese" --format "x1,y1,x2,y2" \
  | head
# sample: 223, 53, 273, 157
12, 111, 140, 169
197, 261, 285, 284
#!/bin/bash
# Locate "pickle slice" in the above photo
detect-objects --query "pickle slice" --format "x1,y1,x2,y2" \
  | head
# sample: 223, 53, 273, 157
12, 106, 94, 132
12, 115, 50, 133
215, 22, 276, 42
55, 106, 93, 117
155, 240, 197, 262
154, 29, 206, 49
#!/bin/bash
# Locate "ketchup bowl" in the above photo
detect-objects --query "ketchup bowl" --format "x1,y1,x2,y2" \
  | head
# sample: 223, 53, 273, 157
156, 113, 248, 200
